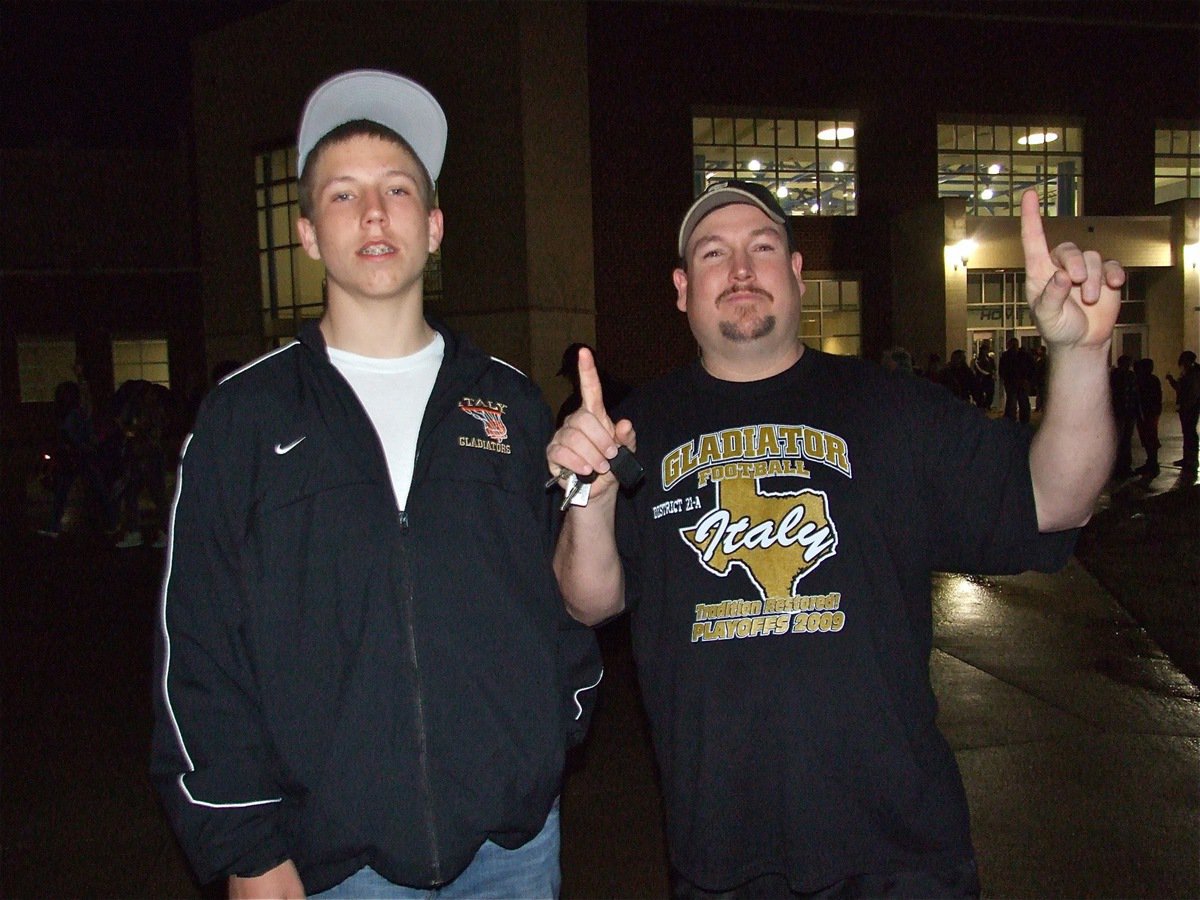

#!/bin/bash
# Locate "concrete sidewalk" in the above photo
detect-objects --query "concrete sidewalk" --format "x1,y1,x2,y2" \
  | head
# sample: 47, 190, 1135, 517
932, 564, 1199, 898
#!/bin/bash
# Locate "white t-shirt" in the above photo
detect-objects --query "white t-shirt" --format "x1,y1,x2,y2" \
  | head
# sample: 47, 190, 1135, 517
327, 333, 445, 510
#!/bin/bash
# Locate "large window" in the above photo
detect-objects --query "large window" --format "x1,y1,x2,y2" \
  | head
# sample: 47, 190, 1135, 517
693, 113, 857, 216
256, 148, 328, 328
17, 337, 76, 403
798, 278, 861, 356
254, 147, 444, 336
938, 121, 1083, 216
1155, 126, 1200, 204
113, 338, 170, 389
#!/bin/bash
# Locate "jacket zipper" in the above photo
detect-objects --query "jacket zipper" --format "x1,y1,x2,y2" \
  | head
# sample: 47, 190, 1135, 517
397, 506, 443, 883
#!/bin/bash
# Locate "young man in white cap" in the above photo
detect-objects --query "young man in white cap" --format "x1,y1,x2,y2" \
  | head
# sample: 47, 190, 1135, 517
548, 180, 1124, 897
152, 70, 601, 898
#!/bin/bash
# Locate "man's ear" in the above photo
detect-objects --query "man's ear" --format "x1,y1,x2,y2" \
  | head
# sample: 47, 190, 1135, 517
673, 268, 689, 312
790, 251, 806, 297
297, 217, 321, 261
427, 207, 444, 254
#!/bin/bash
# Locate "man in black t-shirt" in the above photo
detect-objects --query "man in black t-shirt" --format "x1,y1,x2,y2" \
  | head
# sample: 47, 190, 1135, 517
547, 181, 1125, 897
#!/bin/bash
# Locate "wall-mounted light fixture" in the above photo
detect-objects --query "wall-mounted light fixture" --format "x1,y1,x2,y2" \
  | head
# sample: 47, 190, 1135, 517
1186, 241, 1200, 271
948, 239, 976, 271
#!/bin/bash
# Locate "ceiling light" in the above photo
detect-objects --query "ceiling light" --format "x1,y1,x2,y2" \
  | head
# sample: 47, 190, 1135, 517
817, 126, 854, 141
747, 159, 762, 172
1018, 131, 1059, 146
987, 163, 1002, 175
980, 188, 994, 200
810, 202, 820, 213
830, 160, 846, 173
776, 186, 789, 199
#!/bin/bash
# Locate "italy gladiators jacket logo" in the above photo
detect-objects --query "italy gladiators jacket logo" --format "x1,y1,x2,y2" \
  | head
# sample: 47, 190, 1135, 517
458, 398, 512, 455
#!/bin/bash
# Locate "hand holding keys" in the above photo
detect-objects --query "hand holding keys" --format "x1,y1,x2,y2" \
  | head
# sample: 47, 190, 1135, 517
546, 445, 643, 510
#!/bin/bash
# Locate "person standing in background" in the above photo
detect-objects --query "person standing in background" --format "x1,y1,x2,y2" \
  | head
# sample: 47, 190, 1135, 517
1165, 350, 1200, 470
1133, 357, 1162, 476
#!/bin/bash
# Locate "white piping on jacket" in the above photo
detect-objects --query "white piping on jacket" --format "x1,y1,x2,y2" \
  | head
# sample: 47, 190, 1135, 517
158, 344, 302, 808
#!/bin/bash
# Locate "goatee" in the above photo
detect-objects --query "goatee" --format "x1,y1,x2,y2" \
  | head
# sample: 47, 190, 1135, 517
720, 315, 776, 343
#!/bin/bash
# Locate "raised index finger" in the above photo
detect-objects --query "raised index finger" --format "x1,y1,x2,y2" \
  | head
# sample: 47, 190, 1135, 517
577, 347, 607, 416
1019, 188, 1051, 269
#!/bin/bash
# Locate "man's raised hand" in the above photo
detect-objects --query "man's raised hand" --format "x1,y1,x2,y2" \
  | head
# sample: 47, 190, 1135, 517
546, 347, 636, 499
1020, 188, 1125, 350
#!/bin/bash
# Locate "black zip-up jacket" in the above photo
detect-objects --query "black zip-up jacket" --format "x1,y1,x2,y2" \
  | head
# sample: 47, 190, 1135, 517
151, 320, 602, 892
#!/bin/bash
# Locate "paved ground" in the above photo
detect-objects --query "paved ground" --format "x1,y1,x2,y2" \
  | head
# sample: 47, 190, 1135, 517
2, 416, 1197, 898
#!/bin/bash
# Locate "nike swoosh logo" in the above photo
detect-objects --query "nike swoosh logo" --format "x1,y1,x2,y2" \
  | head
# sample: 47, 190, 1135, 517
274, 436, 306, 455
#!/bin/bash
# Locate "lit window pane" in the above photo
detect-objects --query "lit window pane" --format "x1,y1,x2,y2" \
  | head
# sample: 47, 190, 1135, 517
143, 363, 170, 385
713, 118, 733, 145
272, 206, 291, 244
778, 147, 816, 171
699, 146, 735, 171
274, 250, 294, 302
112, 341, 141, 365
737, 146, 776, 174
1154, 126, 1200, 203
693, 117, 714, 144
143, 340, 168, 364
937, 124, 956, 150
295, 252, 325, 307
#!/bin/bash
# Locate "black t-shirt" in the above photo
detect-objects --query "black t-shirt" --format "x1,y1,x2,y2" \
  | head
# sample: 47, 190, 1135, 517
614, 348, 1075, 893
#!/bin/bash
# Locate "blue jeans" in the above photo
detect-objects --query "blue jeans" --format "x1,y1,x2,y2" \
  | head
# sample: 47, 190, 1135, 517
313, 803, 561, 899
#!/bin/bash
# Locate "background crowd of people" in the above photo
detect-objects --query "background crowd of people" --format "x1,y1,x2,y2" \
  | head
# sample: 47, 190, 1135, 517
34, 340, 1199, 546
36, 361, 239, 545
883, 340, 1198, 482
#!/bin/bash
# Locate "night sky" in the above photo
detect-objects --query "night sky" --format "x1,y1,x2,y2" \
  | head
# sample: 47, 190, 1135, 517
0, 0, 282, 149
1, 0, 1195, 151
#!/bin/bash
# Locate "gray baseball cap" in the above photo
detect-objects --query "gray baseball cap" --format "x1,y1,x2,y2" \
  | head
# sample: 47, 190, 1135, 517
678, 179, 790, 258
297, 69, 447, 183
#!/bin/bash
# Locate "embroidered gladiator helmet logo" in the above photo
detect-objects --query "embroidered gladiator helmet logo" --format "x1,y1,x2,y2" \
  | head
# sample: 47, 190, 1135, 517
459, 398, 509, 442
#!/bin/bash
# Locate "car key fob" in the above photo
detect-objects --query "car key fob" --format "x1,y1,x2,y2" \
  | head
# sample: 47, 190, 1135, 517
609, 445, 644, 488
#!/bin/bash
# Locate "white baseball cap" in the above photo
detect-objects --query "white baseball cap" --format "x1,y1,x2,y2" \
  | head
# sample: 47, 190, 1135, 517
297, 69, 447, 184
